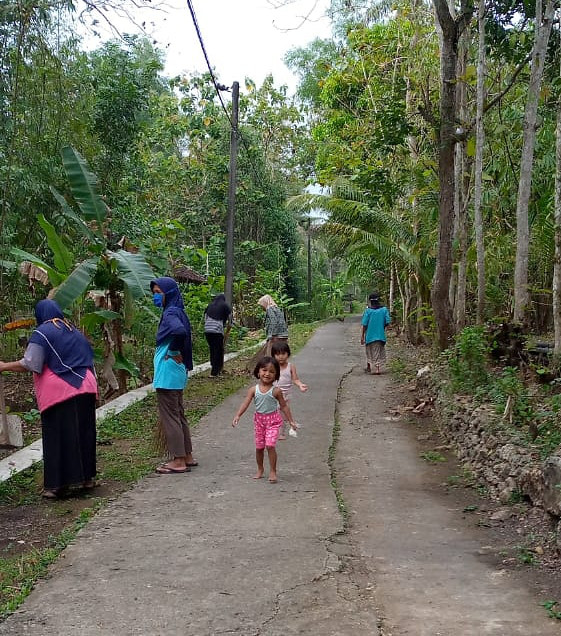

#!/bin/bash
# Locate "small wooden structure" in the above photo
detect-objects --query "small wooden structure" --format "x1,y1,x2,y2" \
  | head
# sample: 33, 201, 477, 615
172, 266, 206, 285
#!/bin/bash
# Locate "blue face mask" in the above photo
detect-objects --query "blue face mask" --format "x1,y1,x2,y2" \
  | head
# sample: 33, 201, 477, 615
153, 293, 164, 308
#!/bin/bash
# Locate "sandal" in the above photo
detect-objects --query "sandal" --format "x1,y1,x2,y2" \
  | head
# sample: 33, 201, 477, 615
42, 489, 58, 499
156, 464, 190, 474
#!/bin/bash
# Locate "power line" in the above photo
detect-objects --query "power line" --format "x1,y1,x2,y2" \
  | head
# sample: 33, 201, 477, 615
183, 0, 271, 188
184, 0, 234, 128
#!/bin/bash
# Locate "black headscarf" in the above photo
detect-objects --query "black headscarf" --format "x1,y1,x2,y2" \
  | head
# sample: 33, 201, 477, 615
204, 293, 231, 322
368, 293, 384, 309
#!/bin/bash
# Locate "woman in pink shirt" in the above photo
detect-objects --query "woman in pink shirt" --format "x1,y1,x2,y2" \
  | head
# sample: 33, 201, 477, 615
0, 300, 98, 498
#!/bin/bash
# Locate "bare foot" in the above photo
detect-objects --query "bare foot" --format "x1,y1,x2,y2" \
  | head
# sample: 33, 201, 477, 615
268, 473, 278, 483
278, 434, 286, 440
253, 471, 264, 480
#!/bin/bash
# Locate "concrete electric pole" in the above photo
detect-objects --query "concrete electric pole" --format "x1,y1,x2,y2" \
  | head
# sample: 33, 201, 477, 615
224, 81, 239, 308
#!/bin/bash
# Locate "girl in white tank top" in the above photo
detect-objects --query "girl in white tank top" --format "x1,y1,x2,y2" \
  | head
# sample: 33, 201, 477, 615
271, 342, 308, 439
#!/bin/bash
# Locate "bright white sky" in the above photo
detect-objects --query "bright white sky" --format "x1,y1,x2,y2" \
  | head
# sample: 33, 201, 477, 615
87, 0, 333, 92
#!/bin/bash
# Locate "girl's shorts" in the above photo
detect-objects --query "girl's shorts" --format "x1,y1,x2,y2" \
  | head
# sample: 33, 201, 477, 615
254, 411, 283, 449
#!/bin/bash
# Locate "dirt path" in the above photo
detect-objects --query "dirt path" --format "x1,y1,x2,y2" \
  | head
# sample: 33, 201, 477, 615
0, 318, 559, 635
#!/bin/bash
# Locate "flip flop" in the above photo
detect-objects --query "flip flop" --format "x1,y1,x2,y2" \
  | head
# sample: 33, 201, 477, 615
156, 465, 189, 474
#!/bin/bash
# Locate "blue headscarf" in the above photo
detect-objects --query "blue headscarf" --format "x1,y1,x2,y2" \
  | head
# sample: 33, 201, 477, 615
29, 299, 94, 389
150, 277, 193, 370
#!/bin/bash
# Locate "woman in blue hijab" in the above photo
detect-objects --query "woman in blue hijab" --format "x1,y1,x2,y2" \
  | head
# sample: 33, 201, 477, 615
150, 277, 197, 473
0, 299, 98, 498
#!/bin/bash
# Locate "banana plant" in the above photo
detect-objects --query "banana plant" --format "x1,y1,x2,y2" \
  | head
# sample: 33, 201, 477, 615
14, 146, 155, 394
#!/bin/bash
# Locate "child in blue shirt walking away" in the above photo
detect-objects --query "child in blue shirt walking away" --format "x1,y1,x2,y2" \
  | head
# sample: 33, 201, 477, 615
360, 292, 391, 375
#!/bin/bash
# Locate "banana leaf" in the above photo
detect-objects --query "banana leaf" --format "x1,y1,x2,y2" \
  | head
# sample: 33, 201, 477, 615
0, 260, 16, 272
108, 250, 155, 299
52, 257, 100, 309
61, 146, 109, 228
123, 285, 135, 329
80, 310, 121, 333
37, 214, 74, 274
113, 351, 140, 378
49, 186, 100, 246
11, 248, 63, 286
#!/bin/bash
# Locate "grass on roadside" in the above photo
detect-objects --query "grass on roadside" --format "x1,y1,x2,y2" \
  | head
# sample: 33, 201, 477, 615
0, 505, 100, 619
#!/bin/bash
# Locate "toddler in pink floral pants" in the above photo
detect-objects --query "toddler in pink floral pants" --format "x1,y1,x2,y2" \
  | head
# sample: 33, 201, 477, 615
233, 356, 298, 483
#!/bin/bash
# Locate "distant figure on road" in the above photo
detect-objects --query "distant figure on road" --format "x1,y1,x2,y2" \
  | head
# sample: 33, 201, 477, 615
0, 299, 98, 499
257, 294, 288, 356
271, 341, 308, 440
360, 292, 391, 375
204, 293, 231, 378
232, 356, 297, 483
151, 277, 197, 474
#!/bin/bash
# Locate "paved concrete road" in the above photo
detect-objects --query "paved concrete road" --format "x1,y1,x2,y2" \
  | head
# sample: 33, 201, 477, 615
1, 318, 558, 635
0, 320, 379, 636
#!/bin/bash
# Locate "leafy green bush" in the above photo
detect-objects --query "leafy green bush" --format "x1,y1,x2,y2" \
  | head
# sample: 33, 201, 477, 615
487, 366, 533, 425
444, 326, 490, 394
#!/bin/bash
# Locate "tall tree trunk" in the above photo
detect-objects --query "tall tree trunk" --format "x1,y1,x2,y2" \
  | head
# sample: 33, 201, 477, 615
454, 34, 469, 331
513, 0, 555, 324
554, 54, 561, 354
389, 262, 395, 315
405, 273, 418, 343
455, 157, 469, 331
474, 0, 487, 324
405, 6, 425, 343
431, 0, 474, 350
395, 267, 407, 330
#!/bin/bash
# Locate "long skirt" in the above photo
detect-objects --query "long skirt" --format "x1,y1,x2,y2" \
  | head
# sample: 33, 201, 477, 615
41, 393, 97, 490
365, 340, 386, 366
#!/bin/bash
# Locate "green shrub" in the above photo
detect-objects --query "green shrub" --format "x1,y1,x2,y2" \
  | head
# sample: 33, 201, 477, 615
488, 366, 533, 425
444, 326, 490, 394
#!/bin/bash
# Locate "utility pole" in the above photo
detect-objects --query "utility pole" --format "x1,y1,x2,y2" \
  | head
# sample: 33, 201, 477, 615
307, 220, 312, 301
224, 81, 239, 308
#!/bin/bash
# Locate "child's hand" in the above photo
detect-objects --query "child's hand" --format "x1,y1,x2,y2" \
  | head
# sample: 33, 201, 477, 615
298, 382, 308, 392
232, 416, 240, 427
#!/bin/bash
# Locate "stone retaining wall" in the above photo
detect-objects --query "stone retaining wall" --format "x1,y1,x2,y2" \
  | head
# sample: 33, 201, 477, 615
425, 380, 561, 522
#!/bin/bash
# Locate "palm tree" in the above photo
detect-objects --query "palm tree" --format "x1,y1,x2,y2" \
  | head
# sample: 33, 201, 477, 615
289, 180, 434, 340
